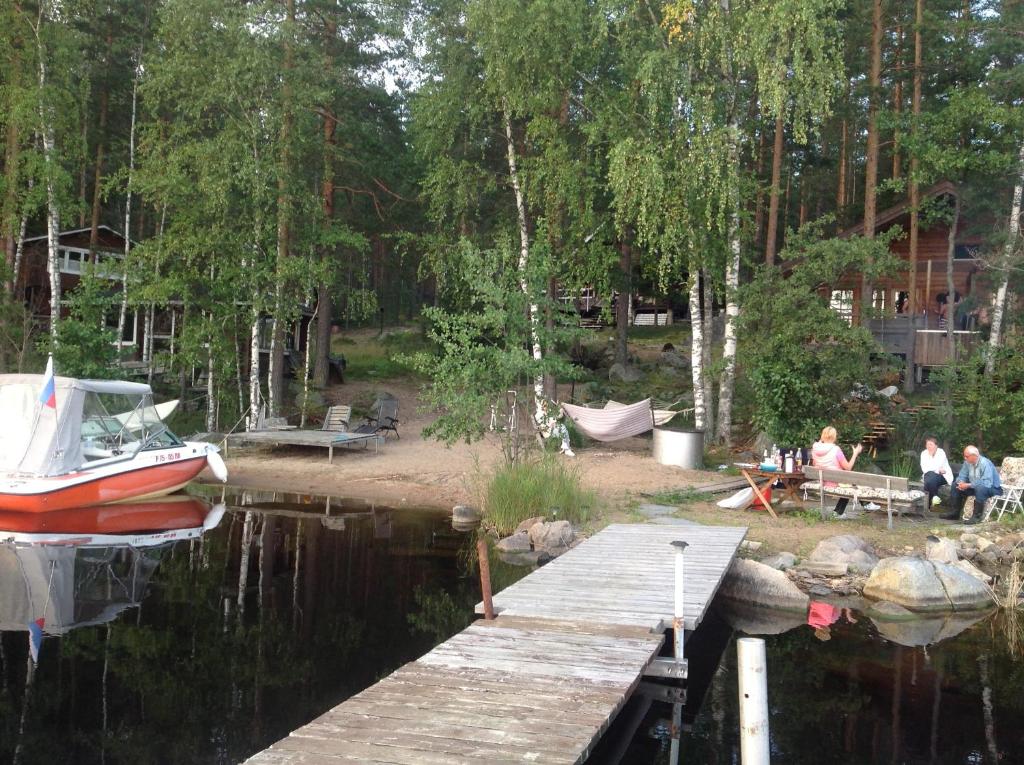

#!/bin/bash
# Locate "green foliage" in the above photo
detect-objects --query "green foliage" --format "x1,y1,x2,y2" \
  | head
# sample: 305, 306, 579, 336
646, 488, 714, 506
48, 271, 119, 378
483, 455, 594, 536
931, 342, 1024, 461
407, 585, 472, 644
738, 223, 899, 444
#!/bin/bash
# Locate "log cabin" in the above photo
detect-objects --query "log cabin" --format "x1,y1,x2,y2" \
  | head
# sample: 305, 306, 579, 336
834, 181, 987, 385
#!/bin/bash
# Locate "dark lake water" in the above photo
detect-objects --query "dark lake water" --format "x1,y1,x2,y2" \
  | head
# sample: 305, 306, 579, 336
1, 488, 1022, 764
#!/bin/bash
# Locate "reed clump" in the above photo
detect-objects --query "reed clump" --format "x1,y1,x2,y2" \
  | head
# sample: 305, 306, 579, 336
482, 456, 595, 536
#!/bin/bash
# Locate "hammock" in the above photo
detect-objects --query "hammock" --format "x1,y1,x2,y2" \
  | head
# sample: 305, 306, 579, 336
561, 399, 656, 442
605, 400, 690, 427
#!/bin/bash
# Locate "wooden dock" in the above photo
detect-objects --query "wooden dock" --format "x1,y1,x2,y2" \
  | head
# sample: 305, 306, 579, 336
225, 429, 380, 462
244, 522, 746, 764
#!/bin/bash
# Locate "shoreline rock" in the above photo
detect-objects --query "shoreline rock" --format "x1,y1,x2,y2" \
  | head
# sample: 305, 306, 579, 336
863, 556, 994, 612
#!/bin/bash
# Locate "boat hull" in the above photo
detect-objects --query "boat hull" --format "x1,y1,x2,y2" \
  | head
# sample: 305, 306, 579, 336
0, 455, 209, 513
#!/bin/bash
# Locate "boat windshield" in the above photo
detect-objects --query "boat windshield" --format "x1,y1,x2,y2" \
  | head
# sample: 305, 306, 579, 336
80, 392, 182, 462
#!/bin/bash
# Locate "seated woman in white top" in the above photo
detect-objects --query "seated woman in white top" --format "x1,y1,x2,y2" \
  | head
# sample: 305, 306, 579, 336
920, 436, 953, 507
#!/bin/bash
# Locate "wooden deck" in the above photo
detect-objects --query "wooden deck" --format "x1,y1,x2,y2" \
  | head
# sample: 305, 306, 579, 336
225, 429, 380, 462
243, 522, 746, 764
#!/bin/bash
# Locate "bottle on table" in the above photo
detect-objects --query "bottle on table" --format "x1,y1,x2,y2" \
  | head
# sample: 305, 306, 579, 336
762, 448, 769, 464
784, 451, 794, 474
795, 449, 803, 470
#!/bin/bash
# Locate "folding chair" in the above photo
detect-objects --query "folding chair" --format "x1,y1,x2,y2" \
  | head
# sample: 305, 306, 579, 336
980, 457, 1024, 521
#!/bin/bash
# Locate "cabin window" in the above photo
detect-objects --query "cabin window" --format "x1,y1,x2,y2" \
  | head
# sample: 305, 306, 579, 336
829, 290, 854, 326
105, 310, 138, 345
60, 249, 83, 274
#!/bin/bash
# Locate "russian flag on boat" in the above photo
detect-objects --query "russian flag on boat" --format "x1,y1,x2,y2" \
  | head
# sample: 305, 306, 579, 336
38, 356, 56, 409
28, 618, 45, 664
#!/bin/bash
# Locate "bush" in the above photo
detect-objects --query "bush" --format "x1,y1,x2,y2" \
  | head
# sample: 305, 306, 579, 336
483, 456, 595, 536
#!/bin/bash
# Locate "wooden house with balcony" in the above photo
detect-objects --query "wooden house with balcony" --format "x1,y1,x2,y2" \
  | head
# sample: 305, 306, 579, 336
831, 181, 987, 385
17, 227, 313, 381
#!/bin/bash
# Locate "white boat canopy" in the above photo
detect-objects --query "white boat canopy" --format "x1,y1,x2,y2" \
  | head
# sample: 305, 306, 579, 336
0, 375, 159, 477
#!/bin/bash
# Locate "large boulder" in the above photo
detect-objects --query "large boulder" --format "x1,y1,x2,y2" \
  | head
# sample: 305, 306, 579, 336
659, 349, 690, 370
925, 535, 959, 564
863, 556, 994, 612
528, 520, 575, 551
719, 558, 810, 611
717, 600, 806, 636
808, 535, 879, 575
514, 516, 546, 534
495, 532, 531, 553
760, 552, 798, 571
608, 363, 643, 383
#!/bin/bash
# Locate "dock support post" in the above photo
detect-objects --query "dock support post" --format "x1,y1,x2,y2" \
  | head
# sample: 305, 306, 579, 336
477, 536, 494, 620
671, 540, 689, 664
738, 637, 770, 765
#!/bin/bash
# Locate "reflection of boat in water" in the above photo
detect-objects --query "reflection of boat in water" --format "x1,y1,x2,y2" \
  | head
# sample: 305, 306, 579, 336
0, 498, 225, 634
0, 375, 227, 513
0, 495, 225, 547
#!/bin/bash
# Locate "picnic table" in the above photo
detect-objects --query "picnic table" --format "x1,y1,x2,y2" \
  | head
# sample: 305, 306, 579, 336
736, 465, 808, 519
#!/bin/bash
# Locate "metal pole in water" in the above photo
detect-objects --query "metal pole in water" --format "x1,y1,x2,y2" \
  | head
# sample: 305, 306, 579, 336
477, 535, 494, 620
671, 540, 689, 664
737, 637, 770, 764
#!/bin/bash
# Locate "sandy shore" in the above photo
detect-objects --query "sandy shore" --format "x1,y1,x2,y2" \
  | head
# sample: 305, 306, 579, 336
204, 378, 717, 510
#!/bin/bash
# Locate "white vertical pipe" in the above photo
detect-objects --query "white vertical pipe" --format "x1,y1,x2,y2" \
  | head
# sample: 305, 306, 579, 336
738, 637, 770, 764
671, 541, 688, 662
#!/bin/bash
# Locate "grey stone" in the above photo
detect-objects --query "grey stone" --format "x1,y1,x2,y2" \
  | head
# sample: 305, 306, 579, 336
637, 503, 677, 518
760, 552, 798, 571
925, 535, 959, 564
740, 540, 763, 551
514, 516, 546, 534
960, 532, 980, 545
497, 550, 542, 567
798, 561, 849, 577
717, 600, 806, 636
951, 559, 993, 584
719, 558, 810, 611
528, 520, 575, 551
452, 505, 482, 524
608, 363, 643, 383
659, 350, 690, 369
495, 532, 531, 553
863, 557, 994, 612
870, 610, 992, 647
878, 385, 899, 398
809, 585, 833, 597
976, 536, 995, 552
808, 535, 879, 575
868, 601, 917, 620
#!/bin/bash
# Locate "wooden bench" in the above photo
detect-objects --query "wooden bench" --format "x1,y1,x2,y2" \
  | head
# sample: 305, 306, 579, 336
802, 465, 926, 530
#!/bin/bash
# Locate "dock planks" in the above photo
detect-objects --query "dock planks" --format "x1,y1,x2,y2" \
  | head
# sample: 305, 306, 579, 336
243, 522, 746, 764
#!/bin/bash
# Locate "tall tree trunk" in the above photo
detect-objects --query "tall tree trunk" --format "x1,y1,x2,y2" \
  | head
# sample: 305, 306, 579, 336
986, 144, 1024, 375
206, 335, 216, 433
300, 299, 316, 427
765, 110, 784, 265
502, 102, 545, 420
689, 275, 706, 437
753, 126, 766, 249
837, 117, 848, 212
945, 192, 961, 414
88, 24, 113, 259
3, 119, 19, 296
716, 185, 741, 445
32, 6, 61, 343
314, 17, 337, 389
269, 0, 295, 418
615, 238, 632, 368
861, 0, 884, 320
891, 26, 903, 181
701, 270, 715, 439
248, 314, 262, 431
116, 60, 141, 356
908, 0, 923, 322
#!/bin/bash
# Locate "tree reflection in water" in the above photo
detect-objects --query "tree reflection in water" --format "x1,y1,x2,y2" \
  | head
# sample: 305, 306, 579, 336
0, 491, 498, 764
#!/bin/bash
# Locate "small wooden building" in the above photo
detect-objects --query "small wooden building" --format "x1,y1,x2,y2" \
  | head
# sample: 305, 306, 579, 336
832, 182, 986, 384
17, 227, 312, 380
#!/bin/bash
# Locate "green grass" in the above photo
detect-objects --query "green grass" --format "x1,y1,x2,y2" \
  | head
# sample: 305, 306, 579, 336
330, 330, 434, 381
483, 456, 596, 536
645, 488, 714, 506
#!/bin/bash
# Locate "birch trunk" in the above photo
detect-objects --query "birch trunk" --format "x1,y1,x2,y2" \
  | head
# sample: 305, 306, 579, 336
615, 238, 631, 368
248, 315, 262, 431
986, 144, 1024, 375
300, 300, 316, 428
116, 58, 141, 354
689, 275, 706, 436
716, 205, 741, 445
206, 338, 216, 432
32, 8, 61, 342
701, 270, 715, 439
3, 119, 18, 296
502, 103, 545, 417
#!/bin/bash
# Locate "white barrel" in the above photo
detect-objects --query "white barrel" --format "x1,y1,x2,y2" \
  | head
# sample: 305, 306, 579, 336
653, 428, 704, 470
737, 637, 770, 764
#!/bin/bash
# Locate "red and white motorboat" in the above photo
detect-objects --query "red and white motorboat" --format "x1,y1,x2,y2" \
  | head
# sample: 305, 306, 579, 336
0, 374, 228, 513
